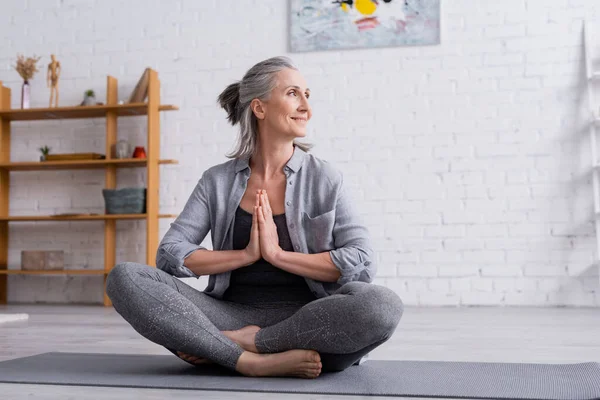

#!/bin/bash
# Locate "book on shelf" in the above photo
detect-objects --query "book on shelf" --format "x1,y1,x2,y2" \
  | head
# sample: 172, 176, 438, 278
127, 68, 150, 103
44, 153, 105, 161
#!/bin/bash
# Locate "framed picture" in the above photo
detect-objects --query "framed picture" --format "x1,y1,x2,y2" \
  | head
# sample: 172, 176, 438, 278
290, 0, 441, 52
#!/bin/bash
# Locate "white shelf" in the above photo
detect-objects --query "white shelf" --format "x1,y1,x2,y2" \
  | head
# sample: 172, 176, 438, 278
591, 72, 600, 81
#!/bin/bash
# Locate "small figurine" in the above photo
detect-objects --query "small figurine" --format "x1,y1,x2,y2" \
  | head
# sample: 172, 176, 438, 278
47, 54, 61, 107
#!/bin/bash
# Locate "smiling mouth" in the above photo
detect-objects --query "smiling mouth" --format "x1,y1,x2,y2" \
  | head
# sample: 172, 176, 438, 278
291, 117, 307, 122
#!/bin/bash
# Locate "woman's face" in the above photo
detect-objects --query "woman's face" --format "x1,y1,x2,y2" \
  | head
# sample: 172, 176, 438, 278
259, 68, 312, 138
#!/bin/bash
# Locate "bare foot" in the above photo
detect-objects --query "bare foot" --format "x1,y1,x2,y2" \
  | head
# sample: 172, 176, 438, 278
176, 350, 214, 366
223, 325, 261, 353
235, 349, 322, 379
175, 324, 261, 366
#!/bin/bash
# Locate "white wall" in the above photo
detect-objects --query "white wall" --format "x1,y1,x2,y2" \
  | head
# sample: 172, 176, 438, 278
1, 0, 599, 306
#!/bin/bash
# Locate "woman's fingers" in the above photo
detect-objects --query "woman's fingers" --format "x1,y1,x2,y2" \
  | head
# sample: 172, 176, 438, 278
261, 190, 272, 217
257, 201, 264, 223
253, 192, 259, 226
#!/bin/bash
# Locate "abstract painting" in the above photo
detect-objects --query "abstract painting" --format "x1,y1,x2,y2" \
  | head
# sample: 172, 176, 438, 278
290, 0, 441, 52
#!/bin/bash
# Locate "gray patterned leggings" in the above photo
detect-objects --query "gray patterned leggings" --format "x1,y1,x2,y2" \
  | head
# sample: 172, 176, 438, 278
105, 262, 404, 373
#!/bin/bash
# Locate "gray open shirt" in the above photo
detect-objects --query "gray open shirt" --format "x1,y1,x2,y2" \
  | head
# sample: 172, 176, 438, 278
156, 145, 377, 299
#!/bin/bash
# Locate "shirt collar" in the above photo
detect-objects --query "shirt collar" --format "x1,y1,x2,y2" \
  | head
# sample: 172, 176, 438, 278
234, 144, 306, 174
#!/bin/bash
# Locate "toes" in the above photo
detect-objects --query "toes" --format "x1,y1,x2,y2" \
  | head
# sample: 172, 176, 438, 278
310, 351, 321, 363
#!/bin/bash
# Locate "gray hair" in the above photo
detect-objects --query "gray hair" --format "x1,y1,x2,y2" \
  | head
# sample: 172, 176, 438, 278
217, 56, 314, 160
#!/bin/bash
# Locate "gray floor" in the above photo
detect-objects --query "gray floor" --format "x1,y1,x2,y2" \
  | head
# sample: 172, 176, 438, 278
0, 303, 598, 400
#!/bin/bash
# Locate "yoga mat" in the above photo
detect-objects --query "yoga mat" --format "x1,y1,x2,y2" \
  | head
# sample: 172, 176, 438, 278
0, 352, 598, 399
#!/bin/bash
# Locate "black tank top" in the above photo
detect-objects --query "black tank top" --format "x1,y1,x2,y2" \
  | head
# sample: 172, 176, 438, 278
222, 205, 316, 306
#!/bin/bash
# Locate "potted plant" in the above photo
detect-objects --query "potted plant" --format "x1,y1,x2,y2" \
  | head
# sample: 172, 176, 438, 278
38, 145, 51, 161
82, 89, 96, 106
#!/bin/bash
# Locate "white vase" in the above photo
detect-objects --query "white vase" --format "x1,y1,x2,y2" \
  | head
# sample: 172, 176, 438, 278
21, 80, 30, 109
115, 140, 131, 159
83, 96, 96, 106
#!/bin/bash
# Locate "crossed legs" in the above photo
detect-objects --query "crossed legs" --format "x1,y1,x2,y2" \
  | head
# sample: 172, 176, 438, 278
106, 262, 403, 376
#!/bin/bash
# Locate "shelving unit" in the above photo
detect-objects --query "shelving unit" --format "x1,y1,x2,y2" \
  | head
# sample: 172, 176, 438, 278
0, 68, 179, 306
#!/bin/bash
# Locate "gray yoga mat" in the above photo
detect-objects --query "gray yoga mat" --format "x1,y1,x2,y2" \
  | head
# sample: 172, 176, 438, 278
0, 352, 599, 399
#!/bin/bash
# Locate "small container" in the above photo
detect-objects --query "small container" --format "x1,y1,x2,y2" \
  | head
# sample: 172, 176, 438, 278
21, 80, 30, 109
132, 146, 146, 158
102, 188, 146, 214
115, 140, 131, 159
21, 250, 64, 270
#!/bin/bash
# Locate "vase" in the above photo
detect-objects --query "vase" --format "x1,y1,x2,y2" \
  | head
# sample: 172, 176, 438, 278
115, 140, 131, 159
132, 146, 146, 159
83, 96, 96, 106
21, 80, 30, 109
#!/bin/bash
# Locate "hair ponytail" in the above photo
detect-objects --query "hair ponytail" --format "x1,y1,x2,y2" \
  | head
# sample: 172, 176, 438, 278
217, 81, 242, 125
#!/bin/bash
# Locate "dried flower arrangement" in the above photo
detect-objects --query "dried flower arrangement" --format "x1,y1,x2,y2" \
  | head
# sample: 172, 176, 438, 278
14, 54, 41, 81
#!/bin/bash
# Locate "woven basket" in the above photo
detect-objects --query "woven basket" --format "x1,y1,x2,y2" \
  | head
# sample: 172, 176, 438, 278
102, 188, 146, 214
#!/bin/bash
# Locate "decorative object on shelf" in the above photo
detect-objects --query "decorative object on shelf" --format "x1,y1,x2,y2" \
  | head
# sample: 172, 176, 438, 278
51, 213, 99, 217
13, 54, 41, 109
290, 0, 441, 52
81, 89, 96, 106
38, 145, 51, 161
115, 140, 131, 159
45, 153, 105, 161
132, 146, 147, 159
21, 250, 64, 271
127, 67, 150, 103
47, 54, 61, 107
102, 187, 147, 214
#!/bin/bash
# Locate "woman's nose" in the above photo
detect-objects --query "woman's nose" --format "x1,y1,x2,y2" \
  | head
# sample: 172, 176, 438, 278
299, 98, 311, 113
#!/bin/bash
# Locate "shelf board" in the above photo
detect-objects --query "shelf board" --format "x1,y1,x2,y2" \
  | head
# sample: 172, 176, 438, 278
0, 269, 107, 275
0, 158, 178, 171
0, 214, 177, 221
592, 72, 600, 81
0, 103, 178, 121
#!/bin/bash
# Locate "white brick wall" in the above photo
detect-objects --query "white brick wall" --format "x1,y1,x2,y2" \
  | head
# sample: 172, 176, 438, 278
1, 0, 599, 306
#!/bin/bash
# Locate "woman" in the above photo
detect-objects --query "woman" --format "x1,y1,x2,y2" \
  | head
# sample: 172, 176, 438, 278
106, 56, 403, 379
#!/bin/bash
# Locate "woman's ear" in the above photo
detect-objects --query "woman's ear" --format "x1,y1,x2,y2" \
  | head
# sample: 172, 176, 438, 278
251, 98, 266, 120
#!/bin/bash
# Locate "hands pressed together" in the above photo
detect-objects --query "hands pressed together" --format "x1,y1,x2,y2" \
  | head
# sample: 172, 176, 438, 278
244, 189, 283, 264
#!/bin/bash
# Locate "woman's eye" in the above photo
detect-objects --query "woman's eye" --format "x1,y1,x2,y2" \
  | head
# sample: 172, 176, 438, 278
289, 90, 310, 99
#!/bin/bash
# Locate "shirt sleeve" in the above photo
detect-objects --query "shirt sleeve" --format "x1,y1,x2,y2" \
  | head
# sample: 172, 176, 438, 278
328, 171, 377, 285
156, 171, 211, 278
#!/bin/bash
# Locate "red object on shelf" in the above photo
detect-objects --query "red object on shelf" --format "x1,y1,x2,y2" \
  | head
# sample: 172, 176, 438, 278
132, 146, 146, 158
